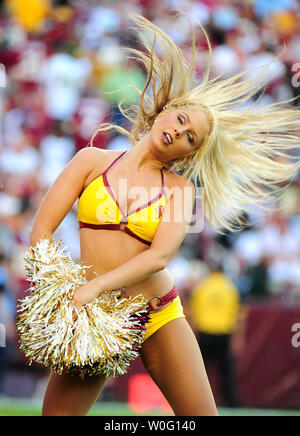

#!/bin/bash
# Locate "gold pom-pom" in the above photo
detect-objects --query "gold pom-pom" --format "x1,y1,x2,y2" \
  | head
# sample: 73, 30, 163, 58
17, 239, 149, 378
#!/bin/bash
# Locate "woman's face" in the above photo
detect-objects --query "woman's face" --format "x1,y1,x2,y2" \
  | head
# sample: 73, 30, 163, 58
150, 108, 210, 162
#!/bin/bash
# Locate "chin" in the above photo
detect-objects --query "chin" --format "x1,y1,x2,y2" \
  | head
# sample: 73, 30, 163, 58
150, 135, 165, 154
156, 144, 174, 162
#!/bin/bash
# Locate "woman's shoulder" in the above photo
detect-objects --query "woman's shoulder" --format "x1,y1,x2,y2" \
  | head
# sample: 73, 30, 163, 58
75, 147, 124, 172
76, 146, 126, 156
75, 146, 107, 161
162, 170, 195, 205
164, 170, 195, 191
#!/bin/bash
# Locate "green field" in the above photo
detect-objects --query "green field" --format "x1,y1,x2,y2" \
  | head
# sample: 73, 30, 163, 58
0, 398, 299, 416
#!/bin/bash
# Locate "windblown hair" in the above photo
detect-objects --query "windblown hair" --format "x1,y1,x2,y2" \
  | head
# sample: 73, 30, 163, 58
90, 13, 300, 232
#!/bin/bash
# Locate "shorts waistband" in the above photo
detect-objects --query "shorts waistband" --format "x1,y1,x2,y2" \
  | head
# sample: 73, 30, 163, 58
147, 285, 179, 311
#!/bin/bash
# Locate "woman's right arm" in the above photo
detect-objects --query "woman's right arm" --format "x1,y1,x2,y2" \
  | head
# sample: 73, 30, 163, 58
30, 147, 106, 246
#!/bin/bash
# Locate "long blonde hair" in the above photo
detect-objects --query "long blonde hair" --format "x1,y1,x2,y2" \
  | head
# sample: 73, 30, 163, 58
90, 13, 300, 232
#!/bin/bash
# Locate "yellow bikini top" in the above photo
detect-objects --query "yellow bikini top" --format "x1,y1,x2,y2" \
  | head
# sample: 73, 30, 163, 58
78, 150, 166, 246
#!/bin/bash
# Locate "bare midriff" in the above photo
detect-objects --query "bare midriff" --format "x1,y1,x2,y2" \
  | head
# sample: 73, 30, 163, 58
79, 227, 175, 302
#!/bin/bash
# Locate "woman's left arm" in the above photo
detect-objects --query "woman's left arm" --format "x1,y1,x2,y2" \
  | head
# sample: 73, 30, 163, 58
72, 180, 195, 308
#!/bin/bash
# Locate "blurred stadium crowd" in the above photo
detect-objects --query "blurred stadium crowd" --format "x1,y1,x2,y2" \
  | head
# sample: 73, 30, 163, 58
0, 0, 299, 398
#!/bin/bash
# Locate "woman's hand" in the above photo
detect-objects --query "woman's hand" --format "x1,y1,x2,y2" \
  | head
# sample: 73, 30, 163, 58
71, 279, 102, 311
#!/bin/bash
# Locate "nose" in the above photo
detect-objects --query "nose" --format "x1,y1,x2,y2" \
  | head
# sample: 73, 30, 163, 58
174, 128, 181, 138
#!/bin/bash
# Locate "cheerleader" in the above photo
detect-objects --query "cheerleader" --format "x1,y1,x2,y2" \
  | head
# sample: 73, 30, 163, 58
28, 14, 299, 416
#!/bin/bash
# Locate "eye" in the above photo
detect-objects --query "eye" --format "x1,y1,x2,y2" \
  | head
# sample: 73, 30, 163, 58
177, 115, 184, 125
187, 133, 194, 144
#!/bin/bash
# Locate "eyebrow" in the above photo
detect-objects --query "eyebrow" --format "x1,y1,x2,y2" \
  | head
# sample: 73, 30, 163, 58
182, 112, 199, 145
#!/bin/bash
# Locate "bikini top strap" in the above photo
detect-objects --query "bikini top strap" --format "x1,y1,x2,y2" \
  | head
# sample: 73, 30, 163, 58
160, 169, 165, 193
103, 150, 128, 175
78, 150, 128, 199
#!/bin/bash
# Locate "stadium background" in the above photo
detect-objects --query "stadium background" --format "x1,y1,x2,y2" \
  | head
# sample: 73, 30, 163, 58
0, 0, 299, 416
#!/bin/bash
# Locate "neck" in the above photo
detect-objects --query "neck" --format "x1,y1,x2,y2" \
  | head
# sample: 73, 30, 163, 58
127, 134, 164, 172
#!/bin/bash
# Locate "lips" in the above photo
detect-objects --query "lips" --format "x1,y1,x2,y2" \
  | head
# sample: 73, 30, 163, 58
162, 132, 173, 145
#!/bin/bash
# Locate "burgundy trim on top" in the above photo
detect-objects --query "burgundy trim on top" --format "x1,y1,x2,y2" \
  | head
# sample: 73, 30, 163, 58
78, 150, 128, 199
105, 156, 166, 219
79, 222, 126, 230
129, 191, 164, 216
78, 221, 152, 246
160, 169, 165, 194
127, 169, 165, 216
102, 171, 127, 218
102, 150, 128, 177
79, 150, 165, 232
102, 150, 128, 218
123, 226, 151, 246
